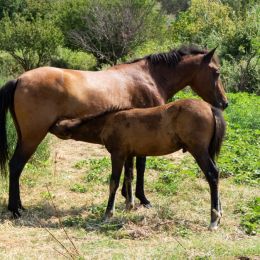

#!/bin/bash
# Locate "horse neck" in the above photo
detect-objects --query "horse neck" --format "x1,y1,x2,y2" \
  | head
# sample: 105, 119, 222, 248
150, 61, 197, 100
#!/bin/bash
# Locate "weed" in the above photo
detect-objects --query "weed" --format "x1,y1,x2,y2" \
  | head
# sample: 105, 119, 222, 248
239, 197, 260, 235
41, 191, 55, 200
70, 183, 87, 193
73, 160, 88, 169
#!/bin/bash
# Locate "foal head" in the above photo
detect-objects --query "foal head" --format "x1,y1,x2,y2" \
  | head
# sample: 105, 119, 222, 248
188, 47, 228, 110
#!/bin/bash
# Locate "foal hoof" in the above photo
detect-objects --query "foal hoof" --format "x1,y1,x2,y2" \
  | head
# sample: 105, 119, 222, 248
125, 202, 134, 211
208, 222, 219, 231
208, 209, 222, 231
103, 211, 113, 222
141, 202, 152, 209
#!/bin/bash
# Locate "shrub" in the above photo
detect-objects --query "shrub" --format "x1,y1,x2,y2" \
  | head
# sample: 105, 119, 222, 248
60, 0, 164, 67
51, 47, 96, 70
0, 14, 63, 71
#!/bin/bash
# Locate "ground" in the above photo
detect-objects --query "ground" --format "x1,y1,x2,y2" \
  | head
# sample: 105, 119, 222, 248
0, 137, 259, 259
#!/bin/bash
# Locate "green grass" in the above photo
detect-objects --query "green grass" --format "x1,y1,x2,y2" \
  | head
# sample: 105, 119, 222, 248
74, 157, 110, 184
173, 91, 260, 186
238, 197, 260, 235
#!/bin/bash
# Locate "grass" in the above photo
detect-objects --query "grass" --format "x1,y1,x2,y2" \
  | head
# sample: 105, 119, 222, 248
0, 91, 259, 259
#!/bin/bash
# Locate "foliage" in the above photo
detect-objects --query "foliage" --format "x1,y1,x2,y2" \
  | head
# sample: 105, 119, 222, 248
0, 51, 22, 78
220, 4, 260, 93
50, 47, 96, 70
0, 0, 26, 19
158, 0, 189, 15
172, 0, 235, 46
0, 14, 63, 71
169, 0, 259, 94
62, 0, 164, 66
238, 197, 260, 235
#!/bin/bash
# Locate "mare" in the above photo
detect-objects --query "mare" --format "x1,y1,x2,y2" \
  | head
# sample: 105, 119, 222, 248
50, 99, 226, 230
0, 46, 228, 218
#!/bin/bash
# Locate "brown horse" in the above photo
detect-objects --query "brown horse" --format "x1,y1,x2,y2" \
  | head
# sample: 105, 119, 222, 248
0, 46, 228, 218
50, 99, 226, 230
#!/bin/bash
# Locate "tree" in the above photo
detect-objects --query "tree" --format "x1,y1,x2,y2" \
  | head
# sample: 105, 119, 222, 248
158, 0, 189, 16
0, 14, 63, 71
0, 0, 26, 20
62, 0, 163, 67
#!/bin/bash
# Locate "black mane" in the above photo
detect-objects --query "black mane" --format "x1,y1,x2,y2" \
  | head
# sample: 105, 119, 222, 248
128, 45, 207, 67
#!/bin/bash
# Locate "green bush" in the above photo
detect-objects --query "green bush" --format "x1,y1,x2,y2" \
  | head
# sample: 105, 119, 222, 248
0, 14, 63, 71
51, 47, 96, 70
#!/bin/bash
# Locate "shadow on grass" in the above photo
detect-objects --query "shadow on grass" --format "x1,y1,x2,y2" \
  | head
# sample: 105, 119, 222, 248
0, 201, 145, 236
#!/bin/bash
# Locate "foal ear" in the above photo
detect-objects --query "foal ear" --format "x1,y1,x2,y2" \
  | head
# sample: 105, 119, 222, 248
202, 47, 218, 64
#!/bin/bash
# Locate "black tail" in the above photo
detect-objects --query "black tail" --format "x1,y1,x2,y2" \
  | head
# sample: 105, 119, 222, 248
0, 79, 18, 176
209, 107, 226, 160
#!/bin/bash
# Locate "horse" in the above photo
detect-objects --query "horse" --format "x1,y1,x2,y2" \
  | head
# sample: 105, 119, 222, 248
0, 46, 228, 218
50, 98, 226, 230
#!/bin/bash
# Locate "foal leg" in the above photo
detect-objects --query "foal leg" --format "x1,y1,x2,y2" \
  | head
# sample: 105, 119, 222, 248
124, 157, 134, 211
135, 156, 151, 207
104, 154, 125, 219
192, 151, 222, 230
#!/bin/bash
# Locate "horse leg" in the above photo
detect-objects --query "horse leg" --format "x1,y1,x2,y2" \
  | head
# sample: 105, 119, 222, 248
192, 151, 222, 230
124, 157, 134, 211
8, 139, 44, 218
104, 154, 125, 220
135, 156, 151, 207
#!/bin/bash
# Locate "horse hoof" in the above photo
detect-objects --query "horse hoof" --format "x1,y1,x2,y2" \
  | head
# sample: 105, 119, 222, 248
8, 205, 22, 218
19, 205, 26, 211
12, 210, 21, 219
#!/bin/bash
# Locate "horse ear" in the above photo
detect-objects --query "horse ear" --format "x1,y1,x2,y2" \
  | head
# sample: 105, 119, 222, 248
202, 47, 218, 64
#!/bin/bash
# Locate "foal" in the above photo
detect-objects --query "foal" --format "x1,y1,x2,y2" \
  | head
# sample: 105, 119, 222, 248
50, 99, 226, 230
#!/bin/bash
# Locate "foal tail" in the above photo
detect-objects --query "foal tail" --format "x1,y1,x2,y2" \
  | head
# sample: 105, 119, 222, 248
0, 79, 18, 176
209, 107, 226, 160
